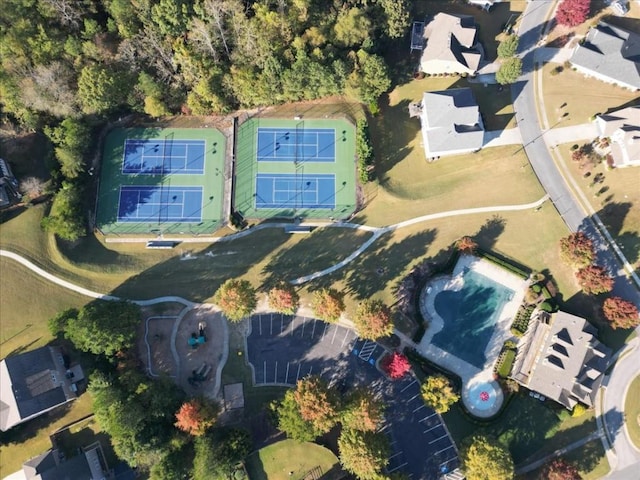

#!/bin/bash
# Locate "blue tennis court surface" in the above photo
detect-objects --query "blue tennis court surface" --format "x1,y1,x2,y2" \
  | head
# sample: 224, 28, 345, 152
257, 127, 335, 162
118, 186, 203, 222
255, 174, 335, 209
123, 139, 205, 174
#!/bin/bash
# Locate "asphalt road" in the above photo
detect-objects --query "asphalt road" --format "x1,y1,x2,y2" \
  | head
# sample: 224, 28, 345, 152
513, 1, 640, 307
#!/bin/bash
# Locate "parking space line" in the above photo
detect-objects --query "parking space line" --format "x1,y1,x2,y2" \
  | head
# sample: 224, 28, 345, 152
400, 380, 417, 392
378, 424, 390, 433
388, 462, 408, 473
321, 323, 329, 339
274, 361, 278, 383
429, 434, 449, 445
388, 452, 402, 460
285, 362, 290, 384
270, 314, 273, 336
434, 445, 455, 455
407, 393, 421, 401
289, 317, 295, 336
259, 316, 262, 336
341, 329, 350, 347
281, 315, 284, 334
301, 317, 306, 336
331, 326, 338, 344
263, 361, 266, 383
296, 364, 301, 382
308, 366, 313, 376
421, 412, 438, 422
311, 319, 317, 337
423, 424, 443, 434
440, 458, 457, 468
413, 404, 426, 413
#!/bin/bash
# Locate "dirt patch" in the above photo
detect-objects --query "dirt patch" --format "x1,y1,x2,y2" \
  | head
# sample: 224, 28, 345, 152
176, 305, 226, 398
143, 316, 178, 377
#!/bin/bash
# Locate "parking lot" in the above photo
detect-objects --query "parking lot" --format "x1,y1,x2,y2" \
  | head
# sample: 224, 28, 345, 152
246, 313, 460, 479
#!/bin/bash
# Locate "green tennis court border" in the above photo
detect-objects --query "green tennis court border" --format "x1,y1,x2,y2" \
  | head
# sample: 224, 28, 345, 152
96, 127, 226, 235
234, 118, 357, 219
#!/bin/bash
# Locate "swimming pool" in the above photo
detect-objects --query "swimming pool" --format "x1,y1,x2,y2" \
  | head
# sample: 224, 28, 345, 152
431, 268, 514, 369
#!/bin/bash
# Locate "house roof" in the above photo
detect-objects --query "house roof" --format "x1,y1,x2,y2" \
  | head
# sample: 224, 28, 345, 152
420, 88, 484, 156
22, 449, 95, 480
421, 13, 481, 74
571, 22, 640, 89
0, 347, 72, 431
596, 105, 640, 166
511, 311, 611, 409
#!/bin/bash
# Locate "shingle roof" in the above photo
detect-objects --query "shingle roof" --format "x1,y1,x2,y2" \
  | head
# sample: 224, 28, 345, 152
571, 22, 640, 89
420, 88, 484, 156
596, 105, 640, 166
420, 13, 481, 74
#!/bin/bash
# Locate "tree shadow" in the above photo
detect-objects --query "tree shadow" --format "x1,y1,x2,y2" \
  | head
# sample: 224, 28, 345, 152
448, 78, 515, 131
472, 214, 506, 251
596, 202, 639, 264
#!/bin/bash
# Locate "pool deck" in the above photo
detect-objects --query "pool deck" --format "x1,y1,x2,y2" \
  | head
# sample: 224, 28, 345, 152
417, 254, 528, 417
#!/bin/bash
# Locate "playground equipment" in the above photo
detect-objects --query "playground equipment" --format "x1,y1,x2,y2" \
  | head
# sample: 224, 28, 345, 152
187, 321, 207, 349
188, 362, 212, 387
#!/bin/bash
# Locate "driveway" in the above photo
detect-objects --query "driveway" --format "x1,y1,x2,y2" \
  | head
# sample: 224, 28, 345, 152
246, 313, 461, 479
483, 128, 523, 147
542, 123, 600, 147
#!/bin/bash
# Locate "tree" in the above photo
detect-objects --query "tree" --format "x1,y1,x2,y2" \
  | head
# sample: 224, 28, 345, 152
341, 389, 385, 432
64, 300, 141, 356
540, 458, 582, 480
381, 352, 411, 379
213, 279, 257, 322
461, 435, 514, 480
556, 0, 590, 27
311, 288, 345, 323
41, 181, 85, 241
575, 265, 614, 295
354, 299, 394, 340
45, 118, 90, 179
496, 57, 522, 85
421, 375, 460, 414
150, 444, 192, 480
346, 50, 391, 105
559, 232, 595, 268
48, 308, 78, 337
267, 282, 300, 315
293, 376, 339, 434
456, 236, 478, 253
333, 7, 371, 47
497, 35, 519, 59
20, 176, 47, 200
378, 0, 410, 39
273, 389, 321, 442
338, 429, 390, 480
77, 64, 130, 114
192, 428, 250, 480
603, 297, 640, 329
174, 397, 219, 436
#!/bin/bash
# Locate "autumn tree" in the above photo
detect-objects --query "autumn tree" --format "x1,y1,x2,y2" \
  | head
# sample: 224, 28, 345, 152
267, 282, 300, 315
354, 299, 394, 340
461, 435, 514, 480
341, 389, 385, 432
381, 352, 411, 379
293, 376, 339, 434
603, 297, 640, 329
174, 397, 219, 436
338, 429, 390, 480
556, 0, 591, 27
213, 279, 257, 322
421, 375, 460, 414
311, 288, 345, 323
559, 232, 595, 268
455, 236, 478, 253
273, 389, 321, 442
575, 265, 614, 295
20, 176, 47, 200
496, 57, 522, 85
540, 458, 582, 480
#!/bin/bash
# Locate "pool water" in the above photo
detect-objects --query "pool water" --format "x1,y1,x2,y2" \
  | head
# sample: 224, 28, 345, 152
432, 269, 514, 369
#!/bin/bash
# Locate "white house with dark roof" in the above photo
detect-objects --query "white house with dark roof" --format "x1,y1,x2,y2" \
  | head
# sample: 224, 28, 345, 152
420, 13, 482, 76
0, 346, 84, 431
417, 88, 485, 159
595, 105, 640, 167
511, 311, 611, 410
570, 22, 640, 90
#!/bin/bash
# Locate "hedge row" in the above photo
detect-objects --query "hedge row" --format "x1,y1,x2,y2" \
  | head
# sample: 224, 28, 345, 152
475, 249, 530, 279
510, 304, 535, 337
356, 119, 374, 183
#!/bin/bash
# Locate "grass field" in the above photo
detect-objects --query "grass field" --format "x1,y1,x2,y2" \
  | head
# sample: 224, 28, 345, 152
625, 375, 640, 450
245, 439, 339, 480
555, 142, 640, 271
541, 62, 638, 128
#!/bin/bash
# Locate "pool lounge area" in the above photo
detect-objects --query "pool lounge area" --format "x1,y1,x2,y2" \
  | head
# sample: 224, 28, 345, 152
418, 254, 527, 417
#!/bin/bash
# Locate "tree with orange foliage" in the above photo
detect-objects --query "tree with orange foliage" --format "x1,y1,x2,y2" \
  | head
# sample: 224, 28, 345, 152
213, 279, 257, 322
267, 282, 300, 315
603, 297, 640, 330
341, 389, 385, 432
354, 299, 393, 340
311, 288, 345, 323
575, 265, 614, 295
292, 376, 339, 433
541, 458, 582, 480
174, 397, 219, 436
381, 352, 411, 379
559, 232, 595, 268
456, 236, 477, 253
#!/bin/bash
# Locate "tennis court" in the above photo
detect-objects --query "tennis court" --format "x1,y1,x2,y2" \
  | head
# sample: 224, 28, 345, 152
256, 127, 336, 162
255, 173, 335, 209
118, 186, 203, 223
122, 139, 205, 174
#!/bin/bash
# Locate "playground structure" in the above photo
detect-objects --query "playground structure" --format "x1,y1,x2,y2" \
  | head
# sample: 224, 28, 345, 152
188, 321, 207, 348
188, 362, 212, 388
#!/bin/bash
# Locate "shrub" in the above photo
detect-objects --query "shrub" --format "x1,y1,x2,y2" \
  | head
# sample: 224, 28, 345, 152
539, 301, 555, 313
356, 119, 374, 182
571, 403, 587, 417
532, 284, 542, 293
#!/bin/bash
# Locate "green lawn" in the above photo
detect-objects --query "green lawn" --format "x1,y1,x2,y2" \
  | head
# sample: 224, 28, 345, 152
245, 439, 339, 480
625, 375, 640, 450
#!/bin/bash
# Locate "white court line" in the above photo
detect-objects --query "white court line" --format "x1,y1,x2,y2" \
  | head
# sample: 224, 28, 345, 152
434, 445, 455, 456
423, 424, 442, 434
388, 463, 408, 473
413, 404, 426, 413
429, 434, 449, 445
341, 329, 350, 347
331, 326, 339, 344
401, 380, 417, 393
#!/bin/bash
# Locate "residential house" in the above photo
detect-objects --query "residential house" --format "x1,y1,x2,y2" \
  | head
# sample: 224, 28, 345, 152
511, 311, 611, 409
0, 158, 20, 209
420, 13, 482, 76
595, 105, 640, 167
416, 87, 485, 159
467, 0, 502, 10
0, 346, 84, 431
570, 22, 640, 90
